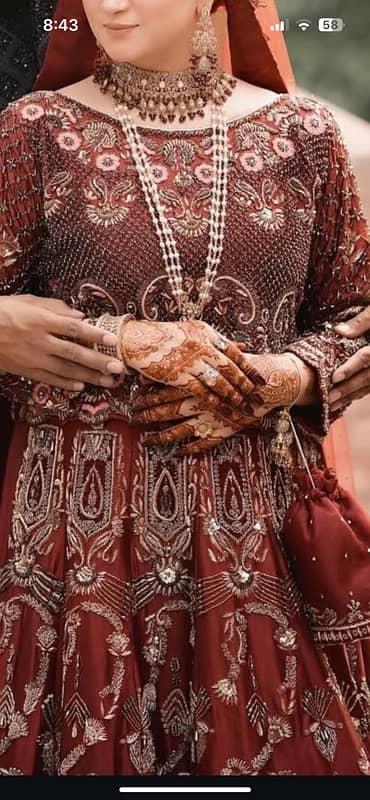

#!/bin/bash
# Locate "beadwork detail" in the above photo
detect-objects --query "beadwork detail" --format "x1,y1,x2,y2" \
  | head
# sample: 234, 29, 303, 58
0, 89, 369, 776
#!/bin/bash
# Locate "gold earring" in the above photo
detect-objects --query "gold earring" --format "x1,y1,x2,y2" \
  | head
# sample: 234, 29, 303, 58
190, 4, 218, 77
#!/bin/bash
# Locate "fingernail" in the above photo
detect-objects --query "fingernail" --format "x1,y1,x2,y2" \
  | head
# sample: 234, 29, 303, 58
330, 389, 341, 403
335, 323, 350, 334
73, 382, 85, 391
107, 361, 124, 375
332, 371, 346, 384
102, 333, 118, 347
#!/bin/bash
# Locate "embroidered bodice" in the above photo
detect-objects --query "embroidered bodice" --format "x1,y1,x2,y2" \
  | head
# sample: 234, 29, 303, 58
0, 89, 369, 432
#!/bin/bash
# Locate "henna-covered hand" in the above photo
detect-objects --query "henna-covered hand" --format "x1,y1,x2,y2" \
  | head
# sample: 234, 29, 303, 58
119, 318, 266, 414
130, 386, 259, 455
129, 352, 307, 455
244, 352, 307, 414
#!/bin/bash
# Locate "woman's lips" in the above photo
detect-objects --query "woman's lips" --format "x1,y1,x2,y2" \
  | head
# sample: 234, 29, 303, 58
104, 25, 138, 31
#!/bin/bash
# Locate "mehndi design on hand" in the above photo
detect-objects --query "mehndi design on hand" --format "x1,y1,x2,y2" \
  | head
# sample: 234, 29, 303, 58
245, 353, 303, 416
135, 393, 259, 454
129, 352, 304, 455
119, 318, 265, 413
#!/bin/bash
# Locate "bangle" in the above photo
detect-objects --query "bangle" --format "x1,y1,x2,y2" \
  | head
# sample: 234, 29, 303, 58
285, 354, 304, 405
93, 313, 135, 375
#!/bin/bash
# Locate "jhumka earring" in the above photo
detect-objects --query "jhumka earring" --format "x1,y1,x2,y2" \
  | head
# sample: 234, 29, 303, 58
190, 3, 219, 77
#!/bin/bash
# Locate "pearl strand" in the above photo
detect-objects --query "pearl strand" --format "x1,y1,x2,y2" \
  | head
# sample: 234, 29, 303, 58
113, 98, 229, 320
198, 104, 228, 314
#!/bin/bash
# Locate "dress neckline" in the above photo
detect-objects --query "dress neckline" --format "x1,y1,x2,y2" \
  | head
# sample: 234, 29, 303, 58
45, 90, 289, 136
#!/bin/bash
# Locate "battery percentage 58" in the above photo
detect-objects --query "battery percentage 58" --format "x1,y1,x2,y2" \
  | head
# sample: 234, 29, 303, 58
318, 18, 345, 32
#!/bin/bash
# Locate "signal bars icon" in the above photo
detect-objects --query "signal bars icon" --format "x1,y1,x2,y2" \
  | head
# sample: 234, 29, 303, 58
270, 19, 289, 31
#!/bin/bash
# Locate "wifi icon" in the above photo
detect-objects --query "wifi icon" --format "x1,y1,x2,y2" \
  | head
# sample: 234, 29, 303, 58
297, 19, 312, 31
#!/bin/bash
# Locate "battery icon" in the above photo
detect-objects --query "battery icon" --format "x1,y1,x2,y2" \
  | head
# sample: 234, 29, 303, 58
318, 18, 345, 32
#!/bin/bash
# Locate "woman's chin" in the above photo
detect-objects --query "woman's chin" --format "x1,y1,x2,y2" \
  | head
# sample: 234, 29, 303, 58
104, 50, 153, 70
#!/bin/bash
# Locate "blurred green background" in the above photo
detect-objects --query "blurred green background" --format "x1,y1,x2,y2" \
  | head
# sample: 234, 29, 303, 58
276, 0, 370, 120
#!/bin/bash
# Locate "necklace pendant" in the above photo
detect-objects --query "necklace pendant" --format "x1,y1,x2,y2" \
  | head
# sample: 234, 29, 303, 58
180, 300, 202, 321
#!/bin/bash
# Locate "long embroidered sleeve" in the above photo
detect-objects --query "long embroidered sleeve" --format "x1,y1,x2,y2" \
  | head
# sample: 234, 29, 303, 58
285, 110, 370, 436
0, 101, 45, 404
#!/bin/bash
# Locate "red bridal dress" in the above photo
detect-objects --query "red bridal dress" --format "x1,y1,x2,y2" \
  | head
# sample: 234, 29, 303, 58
0, 89, 369, 776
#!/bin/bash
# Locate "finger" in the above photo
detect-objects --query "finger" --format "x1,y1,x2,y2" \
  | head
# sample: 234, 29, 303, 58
78, 319, 120, 349
206, 328, 264, 384
131, 400, 190, 424
48, 335, 124, 377
177, 435, 226, 456
204, 349, 259, 399
143, 419, 197, 446
183, 375, 245, 415
26, 370, 85, 392
41, 355, 118, 388
196, 395, 256, 426
130, 382, 260, 419
195, 357, 245, 409
335, 307, 370, 338
132, 395, 259, 427
330, 369, 370, 407
223, 343, 266, 386
331, 388, 369, 412
33, 298, 85, 318
46, 315, 119, 351
332, 349, 370, 384
130, 385, 190, 411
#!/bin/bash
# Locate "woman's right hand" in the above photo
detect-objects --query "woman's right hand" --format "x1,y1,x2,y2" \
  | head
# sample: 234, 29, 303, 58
0, 295, 125, 391
120, 317, 265, 412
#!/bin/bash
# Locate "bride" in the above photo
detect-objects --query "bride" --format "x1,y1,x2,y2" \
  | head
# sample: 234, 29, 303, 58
0, 0, 369, 776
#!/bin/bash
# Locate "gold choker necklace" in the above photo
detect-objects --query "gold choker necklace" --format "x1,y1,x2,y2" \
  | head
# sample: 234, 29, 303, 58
93, 5, 236, 124
93, 60, 236, 125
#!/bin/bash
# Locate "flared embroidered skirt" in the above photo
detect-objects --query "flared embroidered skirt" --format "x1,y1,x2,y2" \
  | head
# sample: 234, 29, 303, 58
0, 419, 369, 776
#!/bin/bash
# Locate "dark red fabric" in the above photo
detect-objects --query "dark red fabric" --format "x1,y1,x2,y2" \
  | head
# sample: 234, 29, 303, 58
0, 91, 370, 774
0, 398, 12, 502
1, 0, 370, 778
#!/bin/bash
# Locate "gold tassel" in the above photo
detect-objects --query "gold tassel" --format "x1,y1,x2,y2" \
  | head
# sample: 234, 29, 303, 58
270, 408, 294, 469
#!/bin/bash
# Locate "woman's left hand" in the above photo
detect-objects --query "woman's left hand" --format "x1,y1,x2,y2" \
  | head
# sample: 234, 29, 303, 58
129, 352, 304, 455
130, 385, 259, 455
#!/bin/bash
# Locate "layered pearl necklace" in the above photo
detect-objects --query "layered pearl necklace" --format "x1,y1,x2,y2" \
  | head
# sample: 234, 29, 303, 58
112, 98, 229, 321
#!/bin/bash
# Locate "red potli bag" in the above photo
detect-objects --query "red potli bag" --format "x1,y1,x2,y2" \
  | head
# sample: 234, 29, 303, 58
278, 414, 370, 645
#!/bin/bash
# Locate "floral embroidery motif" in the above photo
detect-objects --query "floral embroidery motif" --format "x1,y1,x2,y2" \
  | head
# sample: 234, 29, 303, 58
235, 178, 286, 231
0, 90, 369, 775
